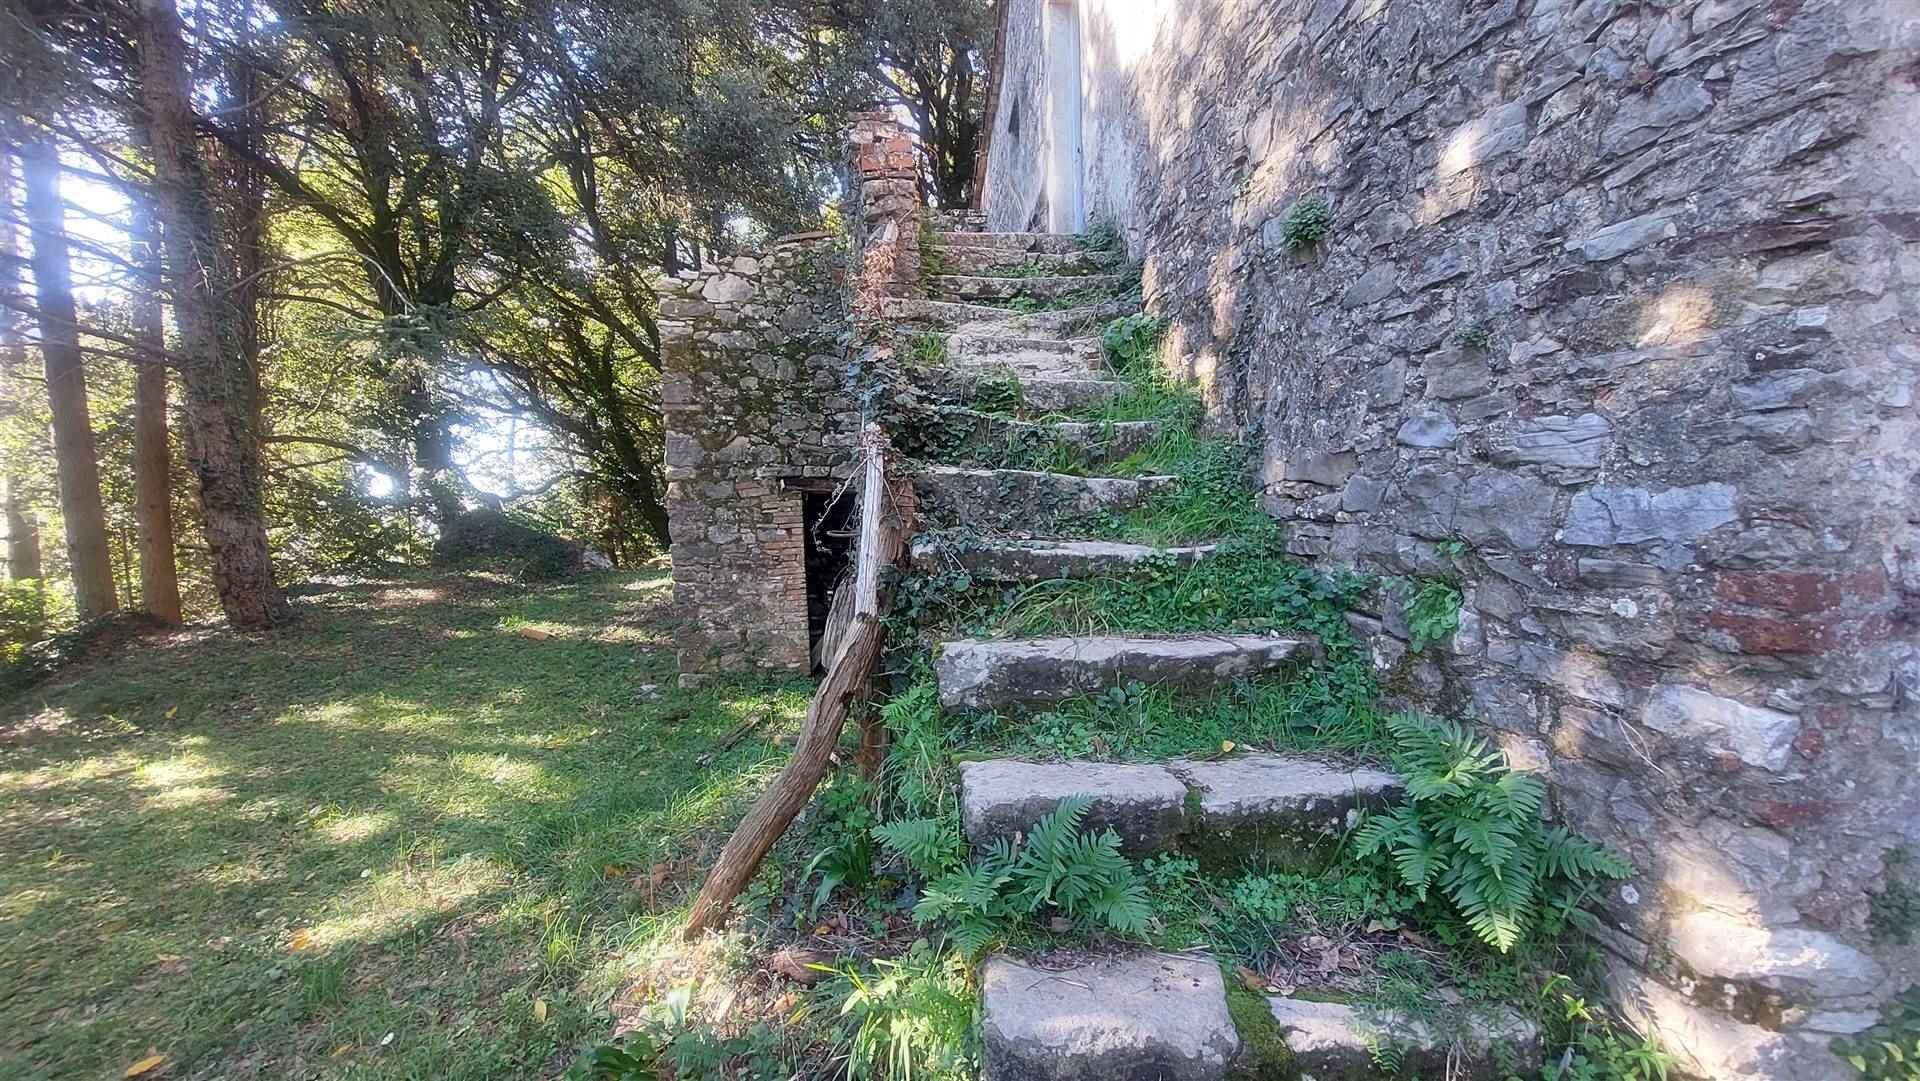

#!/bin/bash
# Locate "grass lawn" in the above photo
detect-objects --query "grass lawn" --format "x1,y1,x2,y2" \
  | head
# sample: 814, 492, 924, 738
0, 569, 813, 1081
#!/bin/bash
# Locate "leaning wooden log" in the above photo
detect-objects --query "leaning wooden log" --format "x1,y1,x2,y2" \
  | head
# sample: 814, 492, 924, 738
683, 425, 911, 938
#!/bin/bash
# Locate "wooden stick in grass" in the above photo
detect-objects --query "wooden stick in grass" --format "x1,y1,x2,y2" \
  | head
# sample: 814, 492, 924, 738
683, 425, 911, 937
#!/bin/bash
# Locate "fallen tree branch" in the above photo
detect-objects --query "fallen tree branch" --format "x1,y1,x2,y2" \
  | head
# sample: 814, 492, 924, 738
683, 424, 912, 938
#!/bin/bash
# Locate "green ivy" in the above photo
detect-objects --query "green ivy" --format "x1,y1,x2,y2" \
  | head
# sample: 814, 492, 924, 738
1835, 985, 1920, 1079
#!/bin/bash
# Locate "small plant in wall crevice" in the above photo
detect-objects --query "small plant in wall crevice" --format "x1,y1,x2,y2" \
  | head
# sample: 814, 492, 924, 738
1279, 195, 1333, 250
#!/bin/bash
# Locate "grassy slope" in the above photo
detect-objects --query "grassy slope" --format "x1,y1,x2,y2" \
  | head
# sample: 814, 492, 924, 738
0, 569, 811, 1081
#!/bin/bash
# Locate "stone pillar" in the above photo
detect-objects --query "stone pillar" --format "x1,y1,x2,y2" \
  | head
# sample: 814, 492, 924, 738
846, 112, 925, 310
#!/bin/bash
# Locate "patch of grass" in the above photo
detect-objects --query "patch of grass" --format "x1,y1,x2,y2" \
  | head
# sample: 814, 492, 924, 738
905, 330, 949, 366
0, 569, 814, 1081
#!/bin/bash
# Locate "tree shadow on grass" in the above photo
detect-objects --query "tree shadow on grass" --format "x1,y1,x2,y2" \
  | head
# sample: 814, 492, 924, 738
0, 569, 813, 1080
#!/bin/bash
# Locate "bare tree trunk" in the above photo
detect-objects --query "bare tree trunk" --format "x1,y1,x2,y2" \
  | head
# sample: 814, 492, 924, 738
130, 196, 182, 623
20, 135, 117, 620
0, 148, 42, 583
137, 0, 284, 629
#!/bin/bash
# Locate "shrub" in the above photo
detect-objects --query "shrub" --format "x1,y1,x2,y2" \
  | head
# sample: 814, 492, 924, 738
1279, 196, 1333, 250
432, 510, 582, 581
825, 940, 978, 1081
1354, 714, 1630, 952
877, 795, 1150, 957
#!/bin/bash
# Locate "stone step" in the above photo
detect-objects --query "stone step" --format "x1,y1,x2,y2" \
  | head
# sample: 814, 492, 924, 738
882, 297, 1133, 335
947, 350, 1103, 382
933, 244, 1122, 276
928, 415, 1163, 470
981, 951, 1239, 1081
910, 537, 1215, 583
951, 333, 1102, 363
929, 273, 1124, 303
958, 754, 1399, 858
936, 634, 1316, 711
934, 369, 1130, 413
914, 466, 1176, 535
1264, 995, 1542, 1080
935, 230, 1091, 254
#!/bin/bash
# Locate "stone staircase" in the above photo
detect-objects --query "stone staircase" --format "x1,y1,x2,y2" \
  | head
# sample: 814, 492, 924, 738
897, 229, 1539, 1080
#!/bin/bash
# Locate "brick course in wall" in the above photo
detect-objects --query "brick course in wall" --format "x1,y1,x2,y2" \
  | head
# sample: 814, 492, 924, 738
981, 1, 1919, 1077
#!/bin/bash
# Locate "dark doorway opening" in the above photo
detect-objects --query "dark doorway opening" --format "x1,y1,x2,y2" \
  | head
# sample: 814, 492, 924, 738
802, 487, 858, 672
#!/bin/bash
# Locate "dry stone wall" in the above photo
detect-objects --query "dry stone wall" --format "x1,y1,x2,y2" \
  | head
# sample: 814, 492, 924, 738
659, 237, 855, 681
981, 1, 1920, 1077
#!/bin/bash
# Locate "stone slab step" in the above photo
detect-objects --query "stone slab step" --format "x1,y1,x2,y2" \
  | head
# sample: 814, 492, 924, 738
914, 466, 1176, 534
883, 297, 1132, 334
934, 245, 1122, 276
930, 416, 1162, 470
959, 754, 1399, 857
952, 333, 1103, 363
930, 273, 1124, 303
911, 537, 1215, 582
931, 369, 1130, 413
935, 230, 1091, 254
936, 634, 1316, 711
982, 951, 1239, 1081
1264, 995, 1542, 1079
948, 351, 1103, 382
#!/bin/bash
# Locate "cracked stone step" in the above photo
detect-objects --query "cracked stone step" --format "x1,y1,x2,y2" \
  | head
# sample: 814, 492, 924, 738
981, 951, 1239, 1081
932, 369, 1130, 412
911, 537, 1215, 582
1264, 995, 1542, 1079
930, 416, 1162, 470
936, 634, 1316, 711
930, 273, 1124, 303
933, 244, 1123, 276
935, 230, 1092, 254
914, 466, 1176, 534
958, 754, 1399, 858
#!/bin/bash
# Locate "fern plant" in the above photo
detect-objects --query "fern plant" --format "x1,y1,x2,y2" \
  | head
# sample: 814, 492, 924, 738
1353, 714, 1630, 951
877, 796, 1150, 957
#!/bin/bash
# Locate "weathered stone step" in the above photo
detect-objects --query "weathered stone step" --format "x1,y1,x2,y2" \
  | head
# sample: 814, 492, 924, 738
933, 244, 1122, 276
935, 230, 1091, 254
930, 273, 1124, 303
911, 537, 1215, 582
959, 754, 1399, 858
1264, 995, 1542, 1079
982, 951, 1239, 1081
915, 466, 1175, 534
928, 415, 1162, 470
882, 297, 1133, 334
936, 634, 1316, 711
951, 333, 1102, 363
931, 369, 1130, 413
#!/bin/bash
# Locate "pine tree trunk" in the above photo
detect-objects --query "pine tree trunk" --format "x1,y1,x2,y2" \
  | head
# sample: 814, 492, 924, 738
20, 136, 117, 620
0, 149, 42, 583
130, 197, 182, 623
137, 0, 284, 629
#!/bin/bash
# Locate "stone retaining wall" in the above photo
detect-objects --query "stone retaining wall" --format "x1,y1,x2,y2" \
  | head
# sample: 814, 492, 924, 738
981, 1, 1920, 1076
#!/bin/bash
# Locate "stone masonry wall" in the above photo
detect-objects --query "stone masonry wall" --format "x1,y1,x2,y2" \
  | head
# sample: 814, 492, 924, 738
981, 1, 1920, 1077
659, 237, 855, 681
663, 115, 926, 682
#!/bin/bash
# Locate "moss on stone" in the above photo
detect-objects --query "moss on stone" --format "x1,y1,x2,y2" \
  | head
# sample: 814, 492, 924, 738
1225, 976, 1297, 1080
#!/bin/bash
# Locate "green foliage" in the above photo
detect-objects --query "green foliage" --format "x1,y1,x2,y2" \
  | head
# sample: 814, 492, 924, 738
1081, 221, 1122, 252
1080, 438, 1274, 545
878, 681, 960, 820
905, 331, 950, 366
1835, 985, 1920, 1080
1100, 312, 1166, 372
1354, 714, 1630, 952
1399, 576, 1463, 653
824, 940, 979, 1081
433, 509, 582, 581
0, 579, 51, 662
1457, 321, 1494, 348
879, 796, 1150, 957
569, 986, 789, 1081
970, 372, 1025, 416
1871, 848, 1920, 945
1279, 196, 1333, 250
804, 774, 879, 915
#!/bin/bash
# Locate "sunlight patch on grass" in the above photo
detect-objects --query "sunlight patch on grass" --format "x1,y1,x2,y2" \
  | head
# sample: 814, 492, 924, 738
314, 809, 396, 844
299, 853, 510, 951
